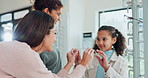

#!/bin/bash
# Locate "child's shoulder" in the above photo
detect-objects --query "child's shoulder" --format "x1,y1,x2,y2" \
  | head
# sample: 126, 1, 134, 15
117, 55, 128, 64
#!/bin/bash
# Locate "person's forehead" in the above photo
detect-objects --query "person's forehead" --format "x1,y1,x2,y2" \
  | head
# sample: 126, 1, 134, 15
51, 9, 61, 14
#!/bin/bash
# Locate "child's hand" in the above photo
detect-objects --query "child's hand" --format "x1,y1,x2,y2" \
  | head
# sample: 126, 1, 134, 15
95, 50, 110, 72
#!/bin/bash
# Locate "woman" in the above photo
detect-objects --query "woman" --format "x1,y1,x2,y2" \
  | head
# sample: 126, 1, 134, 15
0, 11, 94, 78
33, 0, 63, 73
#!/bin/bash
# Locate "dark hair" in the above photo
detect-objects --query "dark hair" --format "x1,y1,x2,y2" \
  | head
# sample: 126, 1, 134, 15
13, 10, 54, 48
33, 0, 63, 13
93, 25, 126, 56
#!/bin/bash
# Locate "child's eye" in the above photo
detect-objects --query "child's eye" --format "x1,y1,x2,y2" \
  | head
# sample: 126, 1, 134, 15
103, 38, 106, 41
97, 37, 100, 40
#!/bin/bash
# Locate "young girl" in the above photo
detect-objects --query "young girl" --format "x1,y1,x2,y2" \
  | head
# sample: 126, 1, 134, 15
83, 26, 128, 78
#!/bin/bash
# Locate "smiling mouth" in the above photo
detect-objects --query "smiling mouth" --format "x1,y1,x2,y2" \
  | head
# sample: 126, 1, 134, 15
99, 46, 104, 48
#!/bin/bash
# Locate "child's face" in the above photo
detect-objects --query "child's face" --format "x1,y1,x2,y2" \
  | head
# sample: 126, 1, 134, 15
96, 30, 116, 51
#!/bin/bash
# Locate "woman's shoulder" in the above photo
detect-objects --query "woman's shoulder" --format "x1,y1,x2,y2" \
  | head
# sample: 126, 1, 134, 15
0, 41, 28, 50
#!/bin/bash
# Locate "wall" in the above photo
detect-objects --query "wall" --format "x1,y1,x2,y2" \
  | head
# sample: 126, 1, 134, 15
0, 0, 32, 14
67, 0, 85, 50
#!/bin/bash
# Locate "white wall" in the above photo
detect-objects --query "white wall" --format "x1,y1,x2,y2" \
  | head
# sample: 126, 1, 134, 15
0, 0, 32, 14
67, 0, 85, 50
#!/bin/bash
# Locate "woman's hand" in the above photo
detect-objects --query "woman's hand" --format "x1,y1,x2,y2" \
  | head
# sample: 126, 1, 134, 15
95, 50, 110, 72
80, 48, 94, 67
74, 49, 81, 66
64, 49, 79, 71
67, 49, 77, 64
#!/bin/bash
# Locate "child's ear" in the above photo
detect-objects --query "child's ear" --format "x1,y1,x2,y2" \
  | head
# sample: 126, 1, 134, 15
112, 37, 117, 44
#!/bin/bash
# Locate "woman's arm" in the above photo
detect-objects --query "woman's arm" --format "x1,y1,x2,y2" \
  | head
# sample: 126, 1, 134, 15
57, 48, 94, 78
